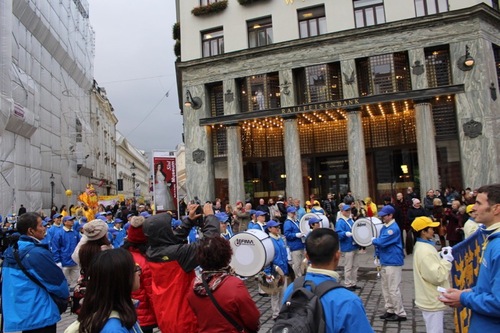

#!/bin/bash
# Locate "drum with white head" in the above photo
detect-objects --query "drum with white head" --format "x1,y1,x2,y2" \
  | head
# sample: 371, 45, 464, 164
229, 229, 275, 277
351, 217, 383, 247
299, 213, 330, 234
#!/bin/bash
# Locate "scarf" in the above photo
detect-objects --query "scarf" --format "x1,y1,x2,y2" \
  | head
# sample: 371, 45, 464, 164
193, 267, 231, 296
307, 267, 341, 280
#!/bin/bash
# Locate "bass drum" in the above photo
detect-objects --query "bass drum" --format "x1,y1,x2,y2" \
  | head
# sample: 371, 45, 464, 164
229, 229, 275, 277
351, 217, 383, 247
299, 213, 330, 234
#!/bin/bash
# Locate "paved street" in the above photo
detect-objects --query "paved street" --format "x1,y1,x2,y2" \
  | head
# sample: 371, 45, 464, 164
49, 245, 456, 333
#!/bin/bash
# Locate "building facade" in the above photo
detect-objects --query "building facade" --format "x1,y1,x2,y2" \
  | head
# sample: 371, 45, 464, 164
116, 132, 150, 204
176, 0, 500, 206
0, 0, 96, 215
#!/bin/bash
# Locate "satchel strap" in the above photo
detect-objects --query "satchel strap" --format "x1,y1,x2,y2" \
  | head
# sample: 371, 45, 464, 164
202, 277, 244, 332
13, 245, 48, 292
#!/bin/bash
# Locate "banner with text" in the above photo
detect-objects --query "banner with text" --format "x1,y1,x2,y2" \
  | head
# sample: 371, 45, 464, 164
451, 229, 486, 333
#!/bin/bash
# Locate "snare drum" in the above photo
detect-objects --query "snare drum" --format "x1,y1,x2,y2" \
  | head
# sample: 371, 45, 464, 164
229, 229, 275, 277
351, 217, 383, 247
299, 213, 330, 234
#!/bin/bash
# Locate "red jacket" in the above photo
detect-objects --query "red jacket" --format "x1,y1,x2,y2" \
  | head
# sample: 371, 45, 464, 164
149, 261, 198, 332
187, 276, 260, 333
129, 248, 157, 328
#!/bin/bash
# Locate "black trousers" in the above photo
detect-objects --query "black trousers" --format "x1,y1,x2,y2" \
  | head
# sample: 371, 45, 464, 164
23, 324, 57, 333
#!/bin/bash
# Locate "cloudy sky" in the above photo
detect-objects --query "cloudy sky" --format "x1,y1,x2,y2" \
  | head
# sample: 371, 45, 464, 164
87, 0, 182, 153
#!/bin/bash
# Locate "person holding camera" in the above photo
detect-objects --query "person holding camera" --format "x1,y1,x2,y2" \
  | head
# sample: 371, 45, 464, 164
143, 202, 220, 333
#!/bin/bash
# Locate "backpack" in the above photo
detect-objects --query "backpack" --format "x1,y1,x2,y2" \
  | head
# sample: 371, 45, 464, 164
272, 276, 344, 333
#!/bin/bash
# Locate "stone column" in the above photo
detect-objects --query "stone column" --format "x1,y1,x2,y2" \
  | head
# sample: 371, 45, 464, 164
226, 124, 245, 205
346, 109, 369, 200
283, 115, 304, 204
414, 99, 439, 194
280, 69, 304, 204
223, 79, 245, 205
183, 86, 215, 202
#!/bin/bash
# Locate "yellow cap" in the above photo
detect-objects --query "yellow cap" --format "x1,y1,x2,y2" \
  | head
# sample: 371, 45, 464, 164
466, 204, 474, 214
411, 216, 440, 232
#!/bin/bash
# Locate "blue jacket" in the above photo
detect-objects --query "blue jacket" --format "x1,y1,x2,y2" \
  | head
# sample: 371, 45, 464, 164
101, 318, 142, 332
460, 230, 500, 332
284, 218, 305, 251
110, 227, 127, 248
249, 222, 266, 232
51, 227, 81, 266
282, 272, 374, 333
264, 236, 289, 276
45, 224, 62, 248
336, 216, 358, 252
1, 236, 69, 332
296, 207, 306, 221
372, 220, 404, 266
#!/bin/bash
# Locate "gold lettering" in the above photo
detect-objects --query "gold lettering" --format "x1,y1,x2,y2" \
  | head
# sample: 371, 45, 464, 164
284, 0, 294, 5
354, 99, 359, 104
336, 102, 342, 107
343, 101, 348, 106
319, 103, 324, 110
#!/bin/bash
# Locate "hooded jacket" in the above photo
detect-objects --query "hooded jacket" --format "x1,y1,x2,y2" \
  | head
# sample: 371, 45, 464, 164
143, 212, 219, 333
2, 235, 69, 332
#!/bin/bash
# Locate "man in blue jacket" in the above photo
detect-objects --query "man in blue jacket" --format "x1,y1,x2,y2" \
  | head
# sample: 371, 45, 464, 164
372, 205, 407, 321
336, 204, 360, 290
264, 220, 289, 319
282, 228, 374, 333
2, 212, 69, 333
440, 184, 500, 331
284, 206, 305, 278
51, 216, 81, 290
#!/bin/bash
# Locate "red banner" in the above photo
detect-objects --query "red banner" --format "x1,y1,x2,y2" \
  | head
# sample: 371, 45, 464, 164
153, 155, 177, 212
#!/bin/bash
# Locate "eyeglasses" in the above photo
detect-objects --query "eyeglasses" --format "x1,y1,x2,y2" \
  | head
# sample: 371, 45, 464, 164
134, 265, 142, 275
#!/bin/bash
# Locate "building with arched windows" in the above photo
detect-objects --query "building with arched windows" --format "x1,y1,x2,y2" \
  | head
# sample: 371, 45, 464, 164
175, 0, 500, 205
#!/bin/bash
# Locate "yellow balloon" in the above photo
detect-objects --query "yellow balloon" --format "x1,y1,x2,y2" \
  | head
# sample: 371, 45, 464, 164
65, 189, 73, 197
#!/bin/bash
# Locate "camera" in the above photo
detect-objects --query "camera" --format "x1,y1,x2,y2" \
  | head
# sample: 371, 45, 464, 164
189, 196, 204, 226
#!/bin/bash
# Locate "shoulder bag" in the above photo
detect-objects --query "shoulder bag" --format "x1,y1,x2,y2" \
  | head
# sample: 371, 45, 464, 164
13, 245, 69, 314
202, 278, 245, 332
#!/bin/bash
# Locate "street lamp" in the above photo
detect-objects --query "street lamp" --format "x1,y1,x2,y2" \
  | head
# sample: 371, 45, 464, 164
50, 173, 55, 215
130, 162, 136, 205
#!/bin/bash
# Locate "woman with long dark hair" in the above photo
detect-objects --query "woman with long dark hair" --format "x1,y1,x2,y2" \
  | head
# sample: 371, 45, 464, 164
65, 248, 141, 332
71, 220, 112, 314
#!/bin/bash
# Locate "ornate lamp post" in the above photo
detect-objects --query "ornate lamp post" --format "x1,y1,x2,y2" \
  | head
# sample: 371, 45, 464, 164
131, 162, 136, 205
50, 173, 55, 211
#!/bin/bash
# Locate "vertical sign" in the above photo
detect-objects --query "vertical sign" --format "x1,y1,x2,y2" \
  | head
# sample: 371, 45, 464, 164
152, 151, 177, 213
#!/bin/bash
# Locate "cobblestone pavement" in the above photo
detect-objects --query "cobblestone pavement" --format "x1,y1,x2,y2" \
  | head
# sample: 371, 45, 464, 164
42, 246, 454, 332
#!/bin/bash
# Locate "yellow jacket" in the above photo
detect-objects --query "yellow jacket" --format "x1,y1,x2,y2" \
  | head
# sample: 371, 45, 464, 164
413, 240, 451, 311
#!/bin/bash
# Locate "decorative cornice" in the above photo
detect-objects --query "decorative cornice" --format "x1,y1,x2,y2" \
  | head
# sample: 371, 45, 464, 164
199, 84, 465, 126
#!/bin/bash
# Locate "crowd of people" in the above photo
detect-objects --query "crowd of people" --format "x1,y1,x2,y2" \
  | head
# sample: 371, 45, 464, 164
1, 183, 498, 333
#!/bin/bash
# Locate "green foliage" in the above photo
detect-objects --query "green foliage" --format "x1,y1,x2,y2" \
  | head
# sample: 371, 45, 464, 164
172, 22, 180, 40
191, 0, 228, 16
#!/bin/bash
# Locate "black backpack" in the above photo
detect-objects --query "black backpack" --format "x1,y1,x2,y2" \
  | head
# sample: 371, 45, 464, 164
272, 276, 344, 333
